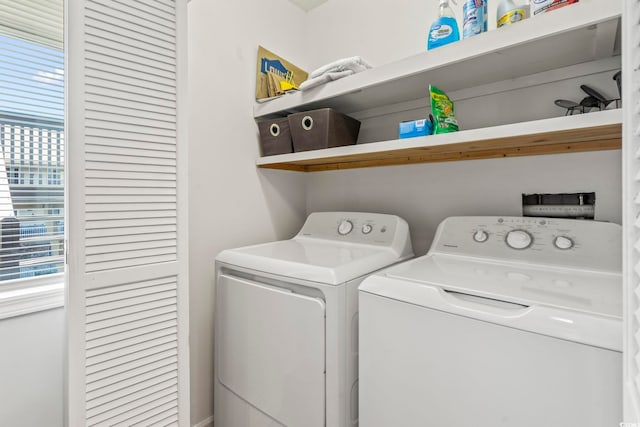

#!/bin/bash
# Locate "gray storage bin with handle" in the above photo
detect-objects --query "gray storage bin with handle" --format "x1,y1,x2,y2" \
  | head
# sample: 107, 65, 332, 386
288, 108, 360, 152
257, 117, 293, 156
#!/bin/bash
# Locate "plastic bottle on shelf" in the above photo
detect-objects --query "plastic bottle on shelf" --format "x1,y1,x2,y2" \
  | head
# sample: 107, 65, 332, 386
531, 0, 578, 17
497, 0, 528, 28
428, 0, 461, 50
463, 0, 486, 39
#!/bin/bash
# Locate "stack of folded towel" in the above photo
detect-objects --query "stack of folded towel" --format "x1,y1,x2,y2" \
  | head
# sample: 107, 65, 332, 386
299, 56, 372, 91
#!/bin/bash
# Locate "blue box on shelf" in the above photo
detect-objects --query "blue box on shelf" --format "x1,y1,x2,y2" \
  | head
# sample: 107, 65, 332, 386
399, 119, 433, 139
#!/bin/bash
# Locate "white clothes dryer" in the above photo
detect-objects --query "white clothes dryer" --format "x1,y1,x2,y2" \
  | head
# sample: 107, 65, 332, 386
359, 216, 622, 427
214, 212, 413, 427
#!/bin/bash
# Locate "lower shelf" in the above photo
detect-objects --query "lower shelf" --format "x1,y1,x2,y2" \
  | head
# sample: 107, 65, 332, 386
256, 109, 622, 172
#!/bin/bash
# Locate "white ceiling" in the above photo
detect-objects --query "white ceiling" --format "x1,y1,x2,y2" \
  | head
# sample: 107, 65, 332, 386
288, 0, 328, 12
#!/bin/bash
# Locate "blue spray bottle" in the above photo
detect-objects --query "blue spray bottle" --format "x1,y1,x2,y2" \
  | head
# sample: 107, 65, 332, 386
463, 0, 486, 39
428, 0, 460, 50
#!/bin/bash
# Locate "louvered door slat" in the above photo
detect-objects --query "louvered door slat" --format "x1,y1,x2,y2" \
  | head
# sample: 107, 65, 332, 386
86, 356, 178, 395
85, 52, 176, 81
136, 0, 175, 15
85, 232, 177, 247
86, 108, 177, 129
85, 170, 177, 181
115, 404, 178, 427
85, 224, 177, 239
86, 326, 178, 359
68, 0, 188, 424
86, 384, 178, 425
87, 278, 176, 306
87, 254, 178, 272
86, 128, 176, 144
86, 313, 177, 343
85, 3, 175, 39
87, 370, 178, 412
624, 0, 640, 421
86, 361, 177, 401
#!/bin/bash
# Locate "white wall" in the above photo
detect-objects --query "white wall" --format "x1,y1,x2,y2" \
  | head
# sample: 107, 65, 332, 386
0, 308, 64, 427
307, 150, 622, 255
187, 1, 310, 424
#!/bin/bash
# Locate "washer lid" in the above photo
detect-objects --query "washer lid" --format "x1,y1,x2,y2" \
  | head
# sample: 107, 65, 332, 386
382, 254, 621, 319
216, 237, 408, 285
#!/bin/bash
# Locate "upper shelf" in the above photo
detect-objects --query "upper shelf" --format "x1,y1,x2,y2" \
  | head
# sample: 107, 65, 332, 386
254, 0, 621, 119
256, 109, 622, 172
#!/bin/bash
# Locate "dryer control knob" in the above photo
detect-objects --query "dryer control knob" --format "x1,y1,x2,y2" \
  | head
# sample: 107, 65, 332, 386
506, 230, 533, 250
362, 224, 373, 234
554, 236, 574, 250
473, 230, 489, 243
338, 220, 354, 235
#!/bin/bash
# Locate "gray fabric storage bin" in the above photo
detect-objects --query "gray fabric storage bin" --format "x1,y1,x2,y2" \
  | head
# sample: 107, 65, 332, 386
288, 108, 360, 152
257, 118, 293, 156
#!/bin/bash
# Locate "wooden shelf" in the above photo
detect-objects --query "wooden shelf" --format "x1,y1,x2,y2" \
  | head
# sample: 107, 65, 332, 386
254, 0, 621, 119
256, 110, 622, 172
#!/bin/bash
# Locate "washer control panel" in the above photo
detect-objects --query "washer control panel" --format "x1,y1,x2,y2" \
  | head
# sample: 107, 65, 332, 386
432, 216, 621, 272
298, 211, 412, 249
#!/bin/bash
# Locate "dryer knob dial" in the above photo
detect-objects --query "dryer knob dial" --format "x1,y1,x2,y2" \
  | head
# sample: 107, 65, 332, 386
506, 230, 533, 250
338, 220, 354, 235
473, 230, 489, 243
554, 236, 574, 250
362, 224, 373, 234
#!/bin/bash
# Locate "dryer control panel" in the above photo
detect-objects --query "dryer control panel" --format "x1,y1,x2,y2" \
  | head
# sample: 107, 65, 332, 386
297, 212, 413, 256
431, 216, 621, 273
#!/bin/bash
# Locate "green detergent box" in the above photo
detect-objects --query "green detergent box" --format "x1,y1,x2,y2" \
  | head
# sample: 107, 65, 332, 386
399, 119, 433, 139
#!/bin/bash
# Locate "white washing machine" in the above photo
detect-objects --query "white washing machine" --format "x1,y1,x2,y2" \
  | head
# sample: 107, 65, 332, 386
359, 216, 622, 427
214, 212, 413, 427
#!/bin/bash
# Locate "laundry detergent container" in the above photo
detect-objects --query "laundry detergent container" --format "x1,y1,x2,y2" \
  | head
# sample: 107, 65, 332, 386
288, 108, 360, 152
257, 117, 293, 156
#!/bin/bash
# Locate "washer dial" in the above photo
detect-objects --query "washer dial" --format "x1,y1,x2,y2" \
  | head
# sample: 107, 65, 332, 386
506, 230, 533, 250
473, 230, 489, 243
362, 224, 373, 234
554, 236, 574, 250
338, 220, 354, 235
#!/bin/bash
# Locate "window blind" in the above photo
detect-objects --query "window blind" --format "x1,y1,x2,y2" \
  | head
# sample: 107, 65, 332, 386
0, 0, 63, 49
0, 1, 64, 283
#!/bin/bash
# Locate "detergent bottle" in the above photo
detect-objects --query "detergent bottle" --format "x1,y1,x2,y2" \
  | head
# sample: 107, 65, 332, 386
428, 0, 460, 50
497, 0, 528, 28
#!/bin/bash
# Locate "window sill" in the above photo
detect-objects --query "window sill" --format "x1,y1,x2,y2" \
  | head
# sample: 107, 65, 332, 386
0, 278, 64, 320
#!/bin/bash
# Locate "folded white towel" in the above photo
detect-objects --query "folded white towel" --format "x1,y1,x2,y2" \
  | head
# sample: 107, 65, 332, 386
300, 70, 355, 91
309, 56, 372, 79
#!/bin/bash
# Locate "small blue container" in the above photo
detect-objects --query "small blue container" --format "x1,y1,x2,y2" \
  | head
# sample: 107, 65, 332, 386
399, 119, 433, 139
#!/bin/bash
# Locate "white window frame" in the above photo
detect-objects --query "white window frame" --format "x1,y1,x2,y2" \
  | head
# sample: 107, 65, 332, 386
0, 274, 64, 319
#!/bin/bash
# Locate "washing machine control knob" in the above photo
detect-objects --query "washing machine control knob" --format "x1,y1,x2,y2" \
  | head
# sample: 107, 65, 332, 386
554, 236, 574, 250
506, 230, 533, 250
473, 230, 489, 243
362, 224, 373, 234
338, 220, 354, 235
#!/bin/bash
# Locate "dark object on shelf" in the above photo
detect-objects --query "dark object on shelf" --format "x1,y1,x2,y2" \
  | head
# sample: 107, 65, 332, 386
554, 99, 580, 115
288, 108, 360, 152
554, 96, 599, 115
257, 117, 293, 156
522, 192, 595, 219
554, 78, 620, 115
613, 70, 622, 106
580, 84, 615, 109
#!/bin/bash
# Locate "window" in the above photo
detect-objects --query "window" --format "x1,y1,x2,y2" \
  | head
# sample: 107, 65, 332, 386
0, 1, 64, 285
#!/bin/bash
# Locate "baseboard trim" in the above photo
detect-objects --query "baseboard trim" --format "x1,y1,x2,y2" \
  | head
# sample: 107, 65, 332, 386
193, 415, 213, 427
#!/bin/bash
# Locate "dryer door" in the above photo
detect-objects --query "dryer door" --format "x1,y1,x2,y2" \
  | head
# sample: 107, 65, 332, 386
217, 274, 326, 427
